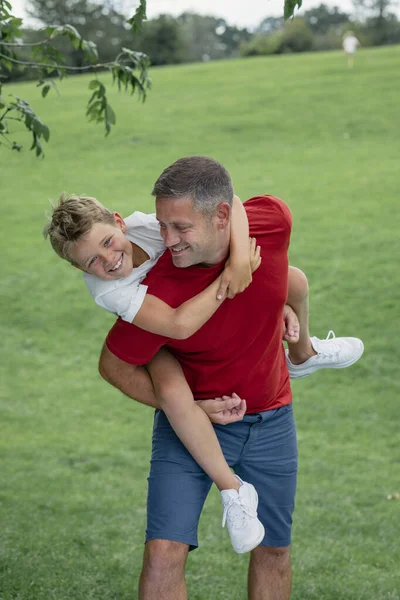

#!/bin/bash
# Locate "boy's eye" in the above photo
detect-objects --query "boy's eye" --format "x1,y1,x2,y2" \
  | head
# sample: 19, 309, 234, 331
88, 257, 97, 267
104, 237, 112, 247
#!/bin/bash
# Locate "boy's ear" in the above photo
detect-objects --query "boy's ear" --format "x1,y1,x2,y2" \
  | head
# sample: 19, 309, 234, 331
113, 212, 127, 233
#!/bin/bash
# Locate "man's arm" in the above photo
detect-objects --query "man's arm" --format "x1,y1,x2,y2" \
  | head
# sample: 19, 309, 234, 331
99, 344, 159, 408
98, 343, 246, 423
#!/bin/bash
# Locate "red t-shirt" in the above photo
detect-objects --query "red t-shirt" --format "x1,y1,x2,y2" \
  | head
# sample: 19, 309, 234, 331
106, 195, 292, 413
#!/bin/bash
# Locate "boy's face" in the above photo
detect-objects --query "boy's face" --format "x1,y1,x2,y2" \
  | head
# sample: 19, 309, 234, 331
70, 213, 134, 280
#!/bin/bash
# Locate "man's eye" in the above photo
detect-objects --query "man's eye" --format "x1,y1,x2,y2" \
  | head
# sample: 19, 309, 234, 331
104, 237, 112, 247
159, 223, 166, 229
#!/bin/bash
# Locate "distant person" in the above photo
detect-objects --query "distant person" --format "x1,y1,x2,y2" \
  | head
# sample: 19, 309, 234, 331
343, 31, 360, 68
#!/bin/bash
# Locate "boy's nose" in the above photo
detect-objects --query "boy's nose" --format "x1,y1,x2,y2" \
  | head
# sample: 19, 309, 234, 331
102, 250, 115, 269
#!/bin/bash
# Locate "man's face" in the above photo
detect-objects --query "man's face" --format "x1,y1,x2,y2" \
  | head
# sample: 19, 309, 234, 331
156, 196, 227, 268
69, 214, 134, 280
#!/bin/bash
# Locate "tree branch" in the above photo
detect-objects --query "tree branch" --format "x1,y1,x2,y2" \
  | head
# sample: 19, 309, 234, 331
0, 40, 50, 47
0, 51, 107, 71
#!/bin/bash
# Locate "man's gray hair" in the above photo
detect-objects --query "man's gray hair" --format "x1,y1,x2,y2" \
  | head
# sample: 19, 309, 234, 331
152, 156, 234, 218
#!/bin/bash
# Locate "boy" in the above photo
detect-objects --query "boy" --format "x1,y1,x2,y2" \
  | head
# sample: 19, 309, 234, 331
44, 193, 364, 553
343, 31, 361, 68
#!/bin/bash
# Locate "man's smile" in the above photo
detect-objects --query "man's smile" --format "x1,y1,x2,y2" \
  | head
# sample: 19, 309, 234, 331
170, 245, 190, 254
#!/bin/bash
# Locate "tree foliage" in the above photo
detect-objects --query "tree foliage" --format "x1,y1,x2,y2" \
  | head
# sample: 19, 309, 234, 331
0, 0, 303, 157
352, 0, 399, 42
0, 0, 150, 156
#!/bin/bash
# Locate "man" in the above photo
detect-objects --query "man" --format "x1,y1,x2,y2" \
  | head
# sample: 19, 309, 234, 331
98, 156, 357, 599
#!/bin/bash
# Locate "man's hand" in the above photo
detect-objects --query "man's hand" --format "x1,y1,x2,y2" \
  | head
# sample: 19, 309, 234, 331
282, 304, 300, 343
196, 393, 246, 424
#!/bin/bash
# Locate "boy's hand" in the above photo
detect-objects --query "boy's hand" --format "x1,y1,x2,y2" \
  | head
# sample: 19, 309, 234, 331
217, 238, 261, 300
196, 393, 246, 424
249, 237, 261, 273
282, 304, 300, 343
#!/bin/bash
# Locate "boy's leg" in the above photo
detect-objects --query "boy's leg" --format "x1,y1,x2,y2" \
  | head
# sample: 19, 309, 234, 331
147, 350, 264, 553
286, 267, 315, 364
286, 266, 364, 379
148, 349, 241, 492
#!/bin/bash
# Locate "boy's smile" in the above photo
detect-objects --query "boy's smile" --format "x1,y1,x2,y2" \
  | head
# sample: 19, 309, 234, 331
70, 213, 134, 280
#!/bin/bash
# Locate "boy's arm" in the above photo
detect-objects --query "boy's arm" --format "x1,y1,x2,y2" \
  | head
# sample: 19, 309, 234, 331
133, 240, 260, 340
133, 278, 223, 340
217, 195, 252, 300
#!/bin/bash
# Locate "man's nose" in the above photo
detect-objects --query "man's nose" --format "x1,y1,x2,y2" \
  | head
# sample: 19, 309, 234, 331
163, 228, 181, 248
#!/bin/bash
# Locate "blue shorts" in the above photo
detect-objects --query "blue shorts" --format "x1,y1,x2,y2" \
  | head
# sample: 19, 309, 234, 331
146, 403, 298, 550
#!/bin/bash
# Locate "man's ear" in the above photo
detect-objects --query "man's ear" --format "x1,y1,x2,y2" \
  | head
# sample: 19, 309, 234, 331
113, 212, 127, 233
215, 202, 231, 230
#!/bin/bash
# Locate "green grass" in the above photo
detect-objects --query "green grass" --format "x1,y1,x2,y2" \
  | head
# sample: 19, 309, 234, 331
1, 46, 399, 599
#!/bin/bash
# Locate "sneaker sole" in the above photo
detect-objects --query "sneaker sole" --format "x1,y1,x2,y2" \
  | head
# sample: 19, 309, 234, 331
234, 522, 266, 554
289, 341, 364, 380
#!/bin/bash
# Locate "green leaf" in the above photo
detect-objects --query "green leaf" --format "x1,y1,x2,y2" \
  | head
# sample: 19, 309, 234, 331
2, 59, 13, 72
284, 0, 302, 20
41, 85, 51, 98
127, 0, 147, 33
89, 79, 100, 90
81, 40, 98, 62
105, 104, 116, 125
45, 26, 59, 39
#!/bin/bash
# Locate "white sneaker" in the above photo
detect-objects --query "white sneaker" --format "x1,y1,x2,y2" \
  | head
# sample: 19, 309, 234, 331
286, 330, 364, 379
221, 478, 265, 554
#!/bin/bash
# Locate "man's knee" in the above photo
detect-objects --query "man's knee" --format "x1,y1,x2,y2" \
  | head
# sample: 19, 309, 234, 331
251, 545, 291, 572
143, 539, 189, 577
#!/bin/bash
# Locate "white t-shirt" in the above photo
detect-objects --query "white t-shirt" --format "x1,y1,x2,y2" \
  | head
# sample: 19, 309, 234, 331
343, 36, 359, 54
83, 212, 165, 322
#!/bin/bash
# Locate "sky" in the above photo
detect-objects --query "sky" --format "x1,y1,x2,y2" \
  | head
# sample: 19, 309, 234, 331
12, 0, 356, 30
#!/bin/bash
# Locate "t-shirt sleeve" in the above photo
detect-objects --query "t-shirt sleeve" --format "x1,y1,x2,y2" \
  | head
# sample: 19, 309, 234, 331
245, 195, 292, 251
95, 283, 148, 323
106, 318, 169, 365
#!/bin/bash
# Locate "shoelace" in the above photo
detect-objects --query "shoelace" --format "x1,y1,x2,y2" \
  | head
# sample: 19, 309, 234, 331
317, 330, 342, 358
222, 497, 258, 529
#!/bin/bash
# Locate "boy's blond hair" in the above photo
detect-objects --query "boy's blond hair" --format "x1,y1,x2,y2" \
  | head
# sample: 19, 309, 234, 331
43, 194, 115, 265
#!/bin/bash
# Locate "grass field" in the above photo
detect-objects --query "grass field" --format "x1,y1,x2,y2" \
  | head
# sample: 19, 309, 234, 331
1, 45, 399, 599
